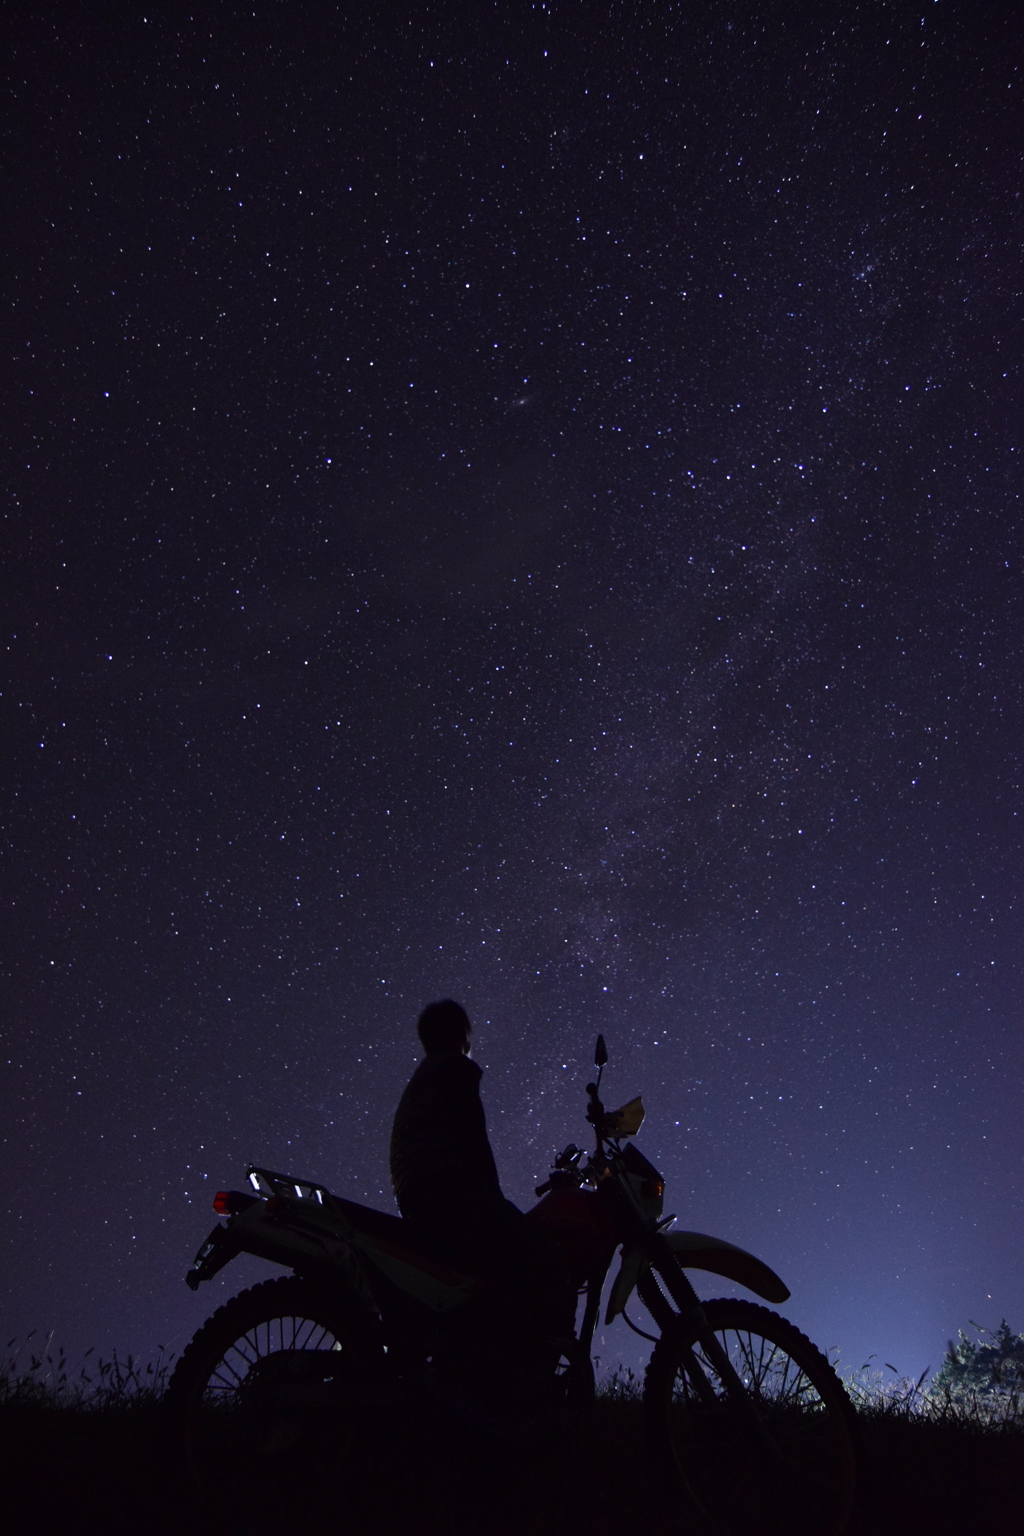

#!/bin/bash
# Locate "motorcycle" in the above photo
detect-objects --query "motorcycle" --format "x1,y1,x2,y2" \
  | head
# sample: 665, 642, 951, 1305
167, 1036, 857, 1533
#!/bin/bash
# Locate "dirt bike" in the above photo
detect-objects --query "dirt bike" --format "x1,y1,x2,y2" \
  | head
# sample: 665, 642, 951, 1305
166, 1036, 857, 1534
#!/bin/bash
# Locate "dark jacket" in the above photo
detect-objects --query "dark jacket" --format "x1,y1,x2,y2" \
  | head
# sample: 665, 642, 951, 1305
389, 1051, 502, 1219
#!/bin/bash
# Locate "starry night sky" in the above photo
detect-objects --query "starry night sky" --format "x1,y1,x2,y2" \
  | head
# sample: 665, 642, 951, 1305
3, 2, 1022, 1385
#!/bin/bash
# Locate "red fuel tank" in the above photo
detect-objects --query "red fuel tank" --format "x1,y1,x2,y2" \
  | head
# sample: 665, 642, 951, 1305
527, 1185, 620, 1276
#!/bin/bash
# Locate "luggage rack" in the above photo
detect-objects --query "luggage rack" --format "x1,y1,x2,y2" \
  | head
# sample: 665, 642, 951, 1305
247, 1165, 332, 1205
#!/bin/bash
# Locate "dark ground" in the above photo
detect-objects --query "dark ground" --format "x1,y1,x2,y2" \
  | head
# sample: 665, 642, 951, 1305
2, 1397, 1020, 1535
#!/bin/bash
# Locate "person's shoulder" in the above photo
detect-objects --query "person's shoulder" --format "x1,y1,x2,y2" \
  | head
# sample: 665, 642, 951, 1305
454, 1052, 483, 1082
425, 1051, 482, 1083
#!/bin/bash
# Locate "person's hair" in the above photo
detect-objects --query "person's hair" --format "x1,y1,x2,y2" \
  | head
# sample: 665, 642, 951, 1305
417, 999, 471, 1054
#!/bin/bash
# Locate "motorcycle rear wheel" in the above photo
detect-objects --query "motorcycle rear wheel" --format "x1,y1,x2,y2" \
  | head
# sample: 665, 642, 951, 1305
644, 1299, 857, 1536
165, 1275, 384, 1483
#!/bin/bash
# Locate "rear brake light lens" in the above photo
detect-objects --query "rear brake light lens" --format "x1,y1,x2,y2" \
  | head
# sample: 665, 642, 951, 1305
213, 1189, 257, 1217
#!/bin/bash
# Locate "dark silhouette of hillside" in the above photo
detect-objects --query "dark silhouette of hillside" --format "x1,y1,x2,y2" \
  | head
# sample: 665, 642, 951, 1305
2, 1386, 1022, 1536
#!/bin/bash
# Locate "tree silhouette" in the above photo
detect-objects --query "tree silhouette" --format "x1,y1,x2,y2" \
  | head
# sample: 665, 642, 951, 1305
931, 1321, 1024, 1399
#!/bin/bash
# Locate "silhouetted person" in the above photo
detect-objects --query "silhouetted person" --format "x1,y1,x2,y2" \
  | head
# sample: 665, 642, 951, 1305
390, 1000, 570, 1406
390, 999, 503, 1252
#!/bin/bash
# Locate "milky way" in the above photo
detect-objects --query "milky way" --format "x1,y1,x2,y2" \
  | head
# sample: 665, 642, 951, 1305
3, 3, 1022, 1382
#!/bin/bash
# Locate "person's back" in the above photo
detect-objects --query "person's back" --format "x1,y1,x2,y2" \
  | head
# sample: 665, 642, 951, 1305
390, 1047, 501, 1221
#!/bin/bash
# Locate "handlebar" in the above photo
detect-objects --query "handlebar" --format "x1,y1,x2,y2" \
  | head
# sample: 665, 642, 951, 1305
536, 1141, 586, 1196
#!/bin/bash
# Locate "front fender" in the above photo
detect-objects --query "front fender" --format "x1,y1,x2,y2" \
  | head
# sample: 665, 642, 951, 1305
605, 1230, 790, 1323
666, 1230, 790, 1304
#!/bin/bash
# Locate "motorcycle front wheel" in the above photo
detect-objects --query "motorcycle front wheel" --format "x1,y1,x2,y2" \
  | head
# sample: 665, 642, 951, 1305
644, 1299, 857, 1536
165, 1275, 385, 1483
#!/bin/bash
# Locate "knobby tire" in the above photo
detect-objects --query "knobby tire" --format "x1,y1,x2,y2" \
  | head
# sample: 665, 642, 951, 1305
643, 1298, 858, 1536
164, 1275, 381, 1486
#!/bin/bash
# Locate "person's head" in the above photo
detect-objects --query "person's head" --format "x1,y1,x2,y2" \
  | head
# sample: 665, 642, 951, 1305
417, 999, 471, 1056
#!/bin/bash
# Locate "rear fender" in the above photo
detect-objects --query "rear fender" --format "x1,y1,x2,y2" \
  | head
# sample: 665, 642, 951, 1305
185, 1185, 479, 1318
186, 1199, 378, 1317
185, 1223, 239, 1290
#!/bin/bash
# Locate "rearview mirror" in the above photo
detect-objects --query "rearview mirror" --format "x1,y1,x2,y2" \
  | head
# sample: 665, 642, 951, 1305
594, 1034, 608, 1068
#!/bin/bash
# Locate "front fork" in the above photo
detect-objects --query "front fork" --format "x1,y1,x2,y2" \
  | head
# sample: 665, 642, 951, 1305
639, 1242, 784, 1460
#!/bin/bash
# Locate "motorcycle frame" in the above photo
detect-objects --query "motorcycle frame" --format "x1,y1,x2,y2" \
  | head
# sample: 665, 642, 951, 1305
187, 1158, 789, 1395
187, 1095, 792, 1430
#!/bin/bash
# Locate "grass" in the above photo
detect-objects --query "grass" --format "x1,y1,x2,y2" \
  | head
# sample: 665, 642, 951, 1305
1, 1331, 174, 1413
1, 1339, 1021, 1534
1, 1336, 178, 1536
845, 1373, 1023, 1535
846, 1361, 1024, 1431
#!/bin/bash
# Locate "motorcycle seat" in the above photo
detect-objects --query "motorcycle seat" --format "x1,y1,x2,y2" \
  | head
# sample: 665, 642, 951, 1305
331, 1194, 410, 1245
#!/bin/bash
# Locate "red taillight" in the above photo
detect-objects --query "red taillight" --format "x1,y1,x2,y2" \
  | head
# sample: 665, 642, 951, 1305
212, 1189, 258, 1217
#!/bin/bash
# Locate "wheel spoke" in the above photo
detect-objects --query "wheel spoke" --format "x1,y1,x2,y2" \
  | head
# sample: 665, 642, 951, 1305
197, 1312, 347, 1407
234, 1333, 258, 1364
